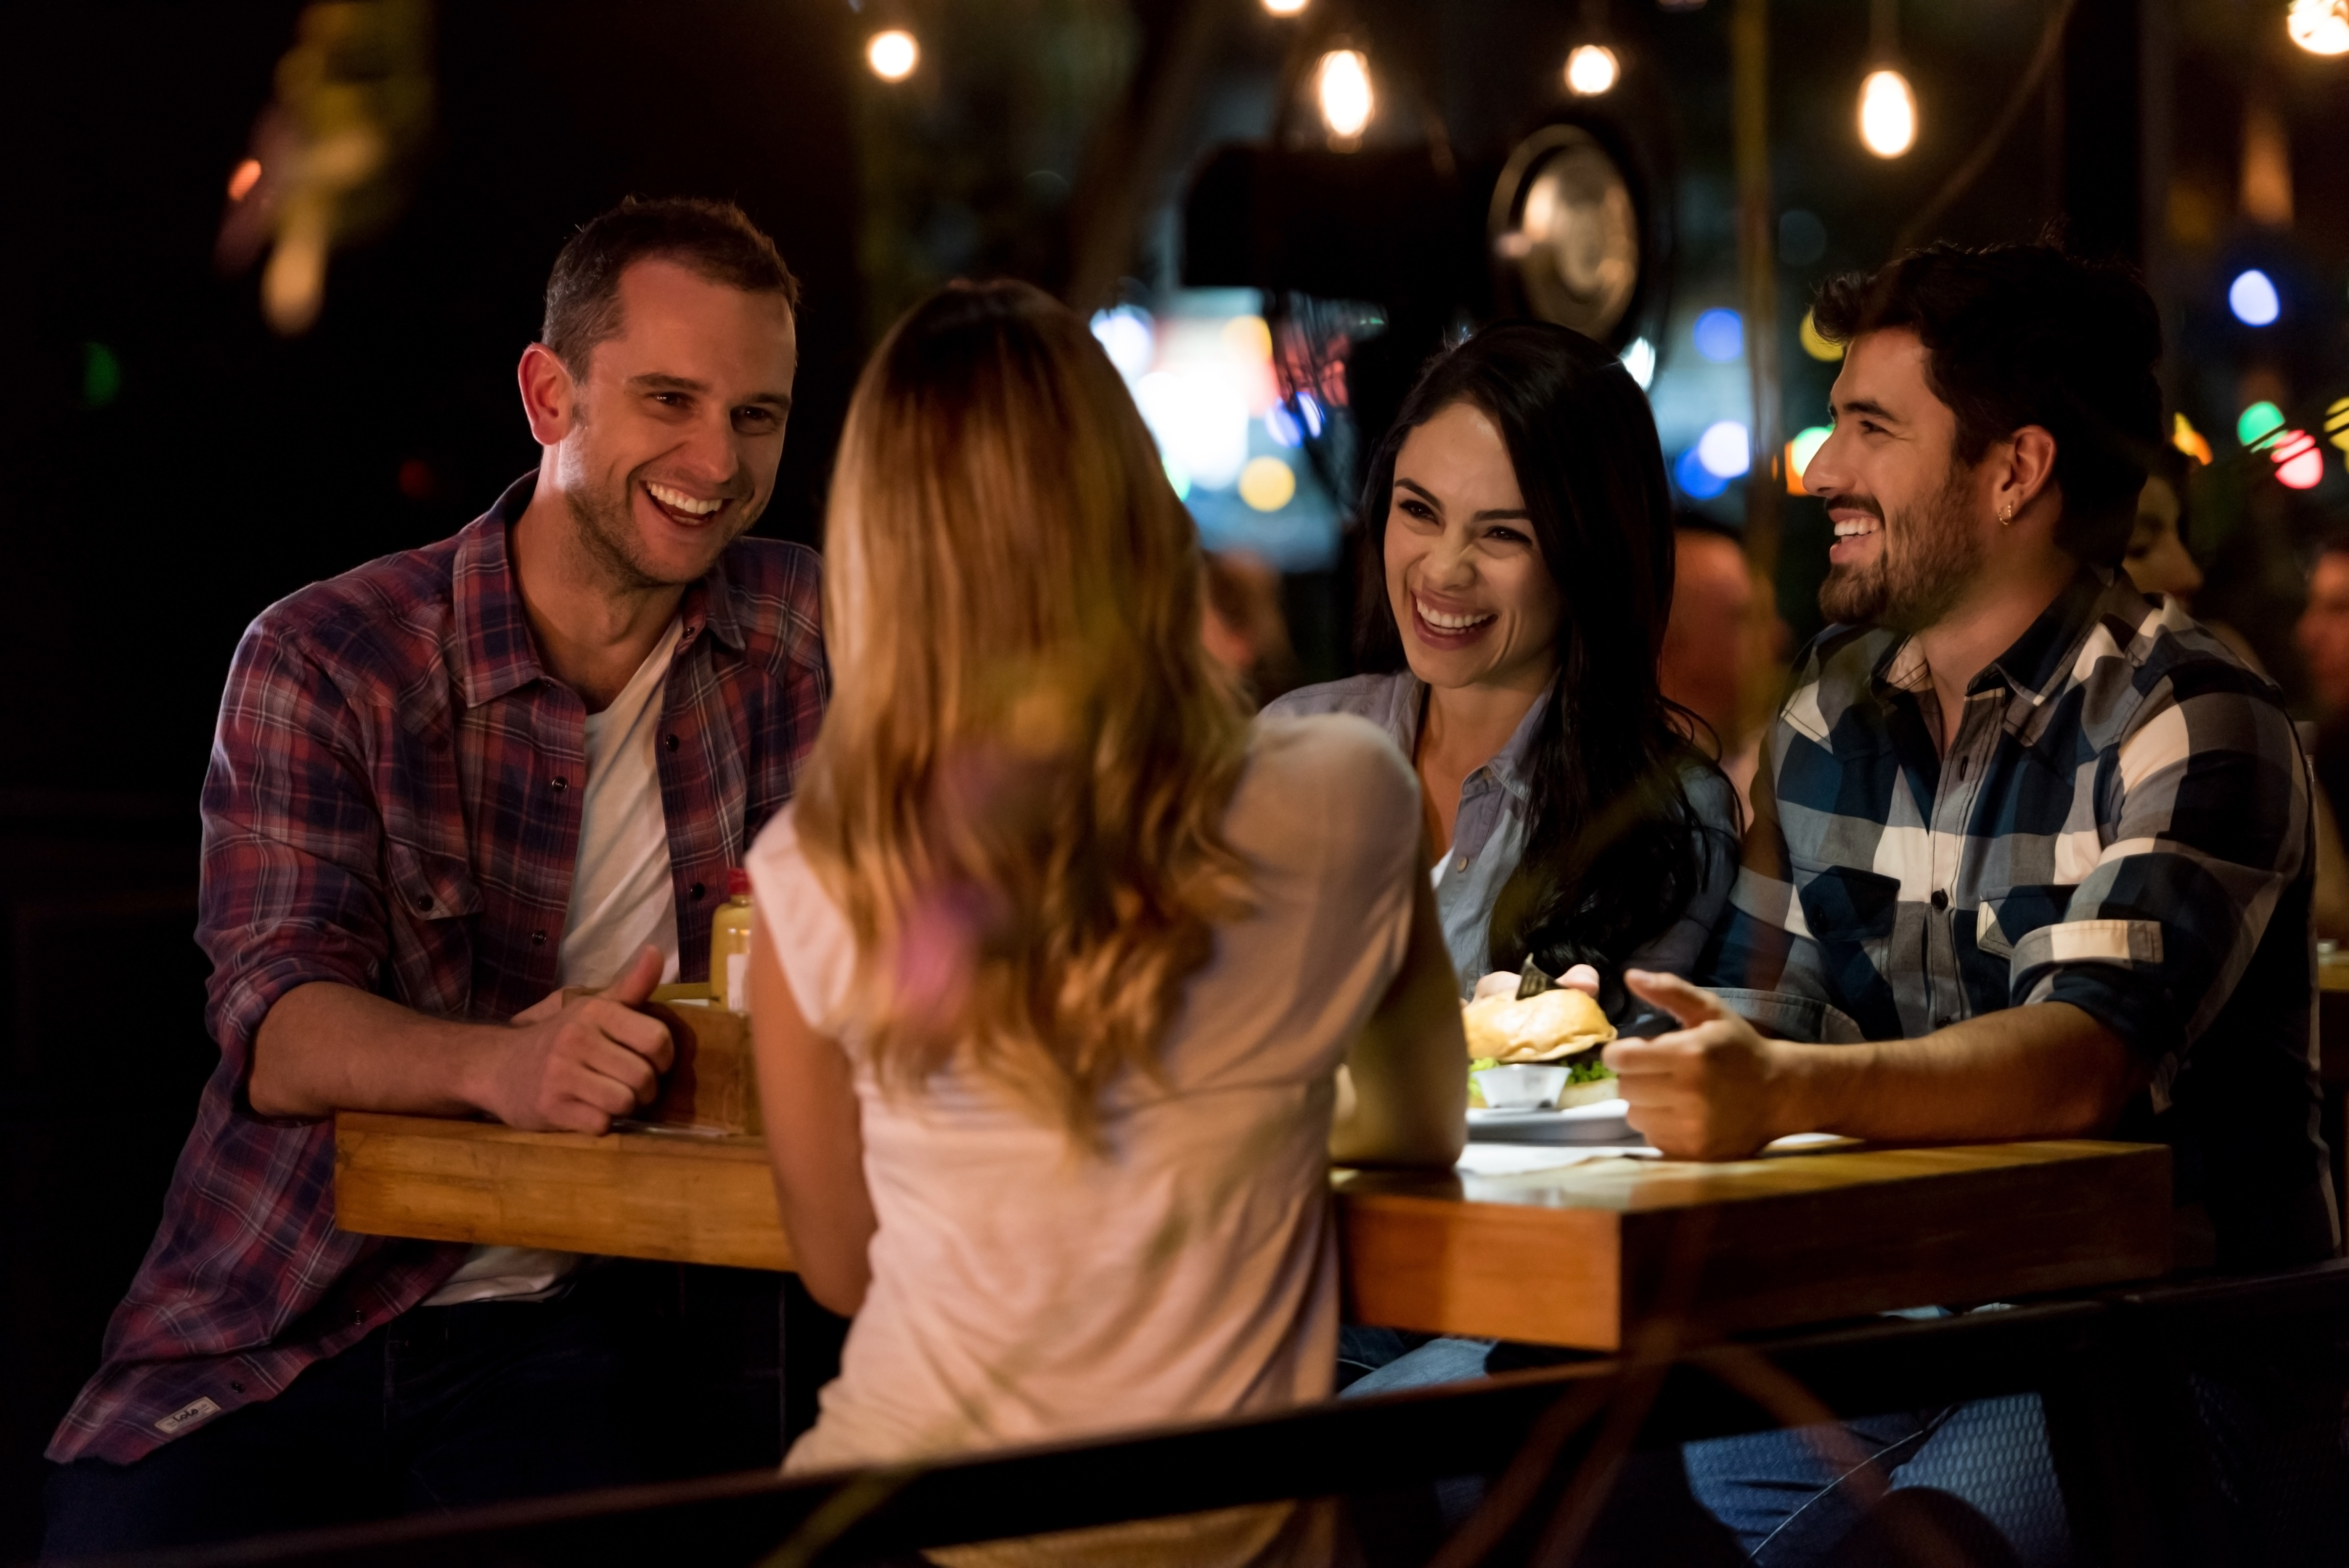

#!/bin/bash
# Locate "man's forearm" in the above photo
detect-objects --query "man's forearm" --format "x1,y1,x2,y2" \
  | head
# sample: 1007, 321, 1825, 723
248, 981, 499, 1120
1770, 1001, 2143, 1144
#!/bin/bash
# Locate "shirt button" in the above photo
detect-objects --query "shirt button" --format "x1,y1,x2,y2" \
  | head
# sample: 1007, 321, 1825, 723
531, 930, 547, 947
413, 897, 433, 914
689, 881, 706, 901
551, 776, 568, 792
663, 734, 680, 754
1929, 890, 1948, 910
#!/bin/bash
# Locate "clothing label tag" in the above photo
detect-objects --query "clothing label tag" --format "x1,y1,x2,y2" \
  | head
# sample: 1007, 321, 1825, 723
726, 951, 750, 1015
154, 1397, 222, 1435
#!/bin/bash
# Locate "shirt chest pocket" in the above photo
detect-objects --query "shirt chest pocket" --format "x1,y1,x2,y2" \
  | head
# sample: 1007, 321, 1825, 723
385, 841, 485, 924
1973, 883, 2075, 959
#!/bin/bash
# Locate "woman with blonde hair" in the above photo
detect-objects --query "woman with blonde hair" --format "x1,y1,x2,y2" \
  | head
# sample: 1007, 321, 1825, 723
743, 281, 1464, 1481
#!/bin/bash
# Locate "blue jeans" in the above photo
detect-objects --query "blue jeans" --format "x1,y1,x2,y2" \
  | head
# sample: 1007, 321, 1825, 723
1344, 1335, 2070, 1566
44, 1274, 647, 1560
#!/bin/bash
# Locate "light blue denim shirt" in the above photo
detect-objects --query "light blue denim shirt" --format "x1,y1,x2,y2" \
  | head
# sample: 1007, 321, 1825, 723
1263, 671, 1740, 993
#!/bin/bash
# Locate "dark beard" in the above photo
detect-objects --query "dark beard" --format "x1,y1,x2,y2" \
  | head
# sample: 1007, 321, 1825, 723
1816, 462, 1982, 633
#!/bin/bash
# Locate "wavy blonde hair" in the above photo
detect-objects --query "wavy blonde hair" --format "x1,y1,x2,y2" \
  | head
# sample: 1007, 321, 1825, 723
794, 281, 1253, 1140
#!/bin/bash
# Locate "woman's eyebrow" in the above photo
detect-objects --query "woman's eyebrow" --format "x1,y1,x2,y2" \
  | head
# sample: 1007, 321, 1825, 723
1394, 477, 1444, 510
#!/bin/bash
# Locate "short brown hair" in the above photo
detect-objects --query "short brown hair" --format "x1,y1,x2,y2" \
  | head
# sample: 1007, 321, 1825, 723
1812, 242, 2162, 567
542, 196, 799, 375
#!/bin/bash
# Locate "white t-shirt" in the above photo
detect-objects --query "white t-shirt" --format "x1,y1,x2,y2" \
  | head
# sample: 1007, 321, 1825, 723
424, 618, 685, 1308
746, 713, 1421, 1471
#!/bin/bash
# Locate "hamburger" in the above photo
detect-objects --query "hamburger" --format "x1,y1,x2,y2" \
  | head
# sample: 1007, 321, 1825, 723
1463, 987, 1619, 1110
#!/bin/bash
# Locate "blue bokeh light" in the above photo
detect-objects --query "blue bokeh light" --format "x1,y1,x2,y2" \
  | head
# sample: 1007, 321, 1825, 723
1674, 446, 1731, 499
1265, 393, 1325, 449
1693, 309, 1744, 363
2229, 270, 2281, 327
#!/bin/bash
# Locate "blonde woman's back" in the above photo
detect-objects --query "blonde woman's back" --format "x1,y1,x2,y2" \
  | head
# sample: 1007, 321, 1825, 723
750, 711, 1422, 1470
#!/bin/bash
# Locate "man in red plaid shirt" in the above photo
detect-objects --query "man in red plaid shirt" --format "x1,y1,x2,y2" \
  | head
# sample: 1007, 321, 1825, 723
44, 197, 828, 1555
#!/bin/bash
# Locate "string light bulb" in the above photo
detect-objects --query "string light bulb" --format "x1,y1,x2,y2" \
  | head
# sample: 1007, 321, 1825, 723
1565, 44, 1620, 95
2288, 0, 2349, 54
866, 29, 918, 81
1316, 49, 1373, 144
1856, 0, 1916, 158
1262, 0, 1309, 13
1858, 69, 1916, 158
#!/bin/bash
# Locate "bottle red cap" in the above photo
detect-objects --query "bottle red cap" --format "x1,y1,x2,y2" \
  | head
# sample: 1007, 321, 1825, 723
727, 867, 751, 898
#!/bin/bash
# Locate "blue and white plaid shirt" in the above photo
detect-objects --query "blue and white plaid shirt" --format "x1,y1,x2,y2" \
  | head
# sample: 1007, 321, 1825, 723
1702, 567, 2335, 1269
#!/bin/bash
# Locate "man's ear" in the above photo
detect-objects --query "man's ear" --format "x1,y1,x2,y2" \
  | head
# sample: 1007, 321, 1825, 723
518, 343, 579, 449
1993, 425, 2059, 523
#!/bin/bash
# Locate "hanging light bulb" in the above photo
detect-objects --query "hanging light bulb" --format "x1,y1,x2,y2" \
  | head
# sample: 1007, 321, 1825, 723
2288, 0, 2349, 54
1856, 0, 1917, 158
1316, 49, 1373, 144
1858, 69, 1916, 158
867, 29, 918, 81
1262, 0, 1309, 14
1565, 44, 1620, 95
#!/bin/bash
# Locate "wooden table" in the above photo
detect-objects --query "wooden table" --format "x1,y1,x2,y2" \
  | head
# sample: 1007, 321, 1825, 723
336, 1114, 2171, 1351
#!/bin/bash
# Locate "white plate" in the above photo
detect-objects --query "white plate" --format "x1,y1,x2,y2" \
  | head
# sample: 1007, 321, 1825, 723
1466, 1098, 1641, 1146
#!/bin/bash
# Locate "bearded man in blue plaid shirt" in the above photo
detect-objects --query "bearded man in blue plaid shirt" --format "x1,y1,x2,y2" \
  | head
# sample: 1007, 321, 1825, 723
1606, 245, 2337, 1564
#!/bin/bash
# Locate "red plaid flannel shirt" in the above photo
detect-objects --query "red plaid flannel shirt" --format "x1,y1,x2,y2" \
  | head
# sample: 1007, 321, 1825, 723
51, 477, 827, 1466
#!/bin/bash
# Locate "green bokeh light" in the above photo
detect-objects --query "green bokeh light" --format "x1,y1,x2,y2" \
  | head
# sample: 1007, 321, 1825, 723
2236, 400, 2285, 449
81, 342, 120, 409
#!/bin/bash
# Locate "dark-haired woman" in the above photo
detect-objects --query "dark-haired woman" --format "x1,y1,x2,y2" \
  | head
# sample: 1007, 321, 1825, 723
1267, 319, 1739, 1009
1268, 319, 1741, 1403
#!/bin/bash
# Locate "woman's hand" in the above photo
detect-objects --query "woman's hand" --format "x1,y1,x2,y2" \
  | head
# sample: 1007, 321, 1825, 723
1469, 964, 1601, 1002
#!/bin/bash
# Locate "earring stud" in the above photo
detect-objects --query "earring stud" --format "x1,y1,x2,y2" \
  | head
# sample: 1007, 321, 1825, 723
1999, 502, 2014, 525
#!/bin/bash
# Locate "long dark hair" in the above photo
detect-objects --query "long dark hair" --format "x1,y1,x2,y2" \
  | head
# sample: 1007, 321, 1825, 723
1357, 319, 1728, 979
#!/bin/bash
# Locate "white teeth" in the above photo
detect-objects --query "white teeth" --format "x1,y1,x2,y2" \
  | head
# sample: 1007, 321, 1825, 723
1832, 518, 1879, 539
1416, 597, 1496, 632
647, 481, 722, 517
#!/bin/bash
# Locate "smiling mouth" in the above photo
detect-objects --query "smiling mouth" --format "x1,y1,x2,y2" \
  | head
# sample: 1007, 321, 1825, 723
1412, 595, 1497, 642
1831, 516, 1879, 541
645, 480, 724, 525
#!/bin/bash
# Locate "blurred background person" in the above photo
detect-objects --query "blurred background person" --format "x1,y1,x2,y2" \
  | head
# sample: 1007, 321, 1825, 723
2295, 536, 2349, 940
1657, 518, 1788, 826
2297, 537, 2349, 822
744, 283, 1464, 1536
2138, 460, 2349, 939
2123, 459, 2205, 604
1200, 547, 1297, 704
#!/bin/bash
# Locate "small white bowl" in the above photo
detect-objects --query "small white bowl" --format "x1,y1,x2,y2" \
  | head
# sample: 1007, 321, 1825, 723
1473, 1063, 1569, 1111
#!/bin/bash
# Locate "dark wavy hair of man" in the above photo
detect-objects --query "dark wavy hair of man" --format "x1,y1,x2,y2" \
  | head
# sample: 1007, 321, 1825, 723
1354, 319, 1736, 986
1810, 241, 2164, 567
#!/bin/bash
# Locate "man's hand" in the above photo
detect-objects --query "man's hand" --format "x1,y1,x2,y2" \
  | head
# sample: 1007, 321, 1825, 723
479, 944, 674, 1134
1606, 969, 1789, 1161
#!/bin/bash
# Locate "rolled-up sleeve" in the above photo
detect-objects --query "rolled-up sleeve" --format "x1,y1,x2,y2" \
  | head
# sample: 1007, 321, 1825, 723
197, 616, 390, 1092
2011, 667, 2309, 1080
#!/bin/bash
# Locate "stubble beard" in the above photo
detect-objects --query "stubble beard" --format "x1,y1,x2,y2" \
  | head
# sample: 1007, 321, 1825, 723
1815, 462, 1983, 634
560, 420, 750, 592
565, 465, 671, 593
